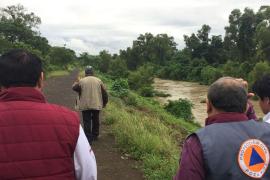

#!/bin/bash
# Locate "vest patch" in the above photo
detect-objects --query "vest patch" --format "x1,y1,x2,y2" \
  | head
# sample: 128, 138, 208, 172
238, 139, 269, 179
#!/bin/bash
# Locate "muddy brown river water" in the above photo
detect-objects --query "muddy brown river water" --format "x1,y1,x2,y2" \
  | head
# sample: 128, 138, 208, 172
154, 78, 264, 126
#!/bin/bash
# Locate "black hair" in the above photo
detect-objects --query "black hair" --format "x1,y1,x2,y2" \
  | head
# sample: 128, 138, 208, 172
0, 49, 42, 87
208, 77, 247, 113
252, 74, 270, 100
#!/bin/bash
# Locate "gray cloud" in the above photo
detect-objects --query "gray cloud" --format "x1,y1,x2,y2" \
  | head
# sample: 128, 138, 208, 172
1, 0, 268, 54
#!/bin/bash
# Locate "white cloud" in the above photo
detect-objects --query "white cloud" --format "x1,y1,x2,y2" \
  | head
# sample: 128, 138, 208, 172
0, 0, 268, 54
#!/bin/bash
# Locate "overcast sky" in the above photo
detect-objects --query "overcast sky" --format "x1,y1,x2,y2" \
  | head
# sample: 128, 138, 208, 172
0, 0, 269, 55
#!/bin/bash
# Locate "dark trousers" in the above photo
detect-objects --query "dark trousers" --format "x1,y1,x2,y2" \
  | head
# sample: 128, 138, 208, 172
82, 110, 100, 143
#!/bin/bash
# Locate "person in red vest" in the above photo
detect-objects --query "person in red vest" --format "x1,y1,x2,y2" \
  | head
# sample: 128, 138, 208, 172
0, 49, 97, 180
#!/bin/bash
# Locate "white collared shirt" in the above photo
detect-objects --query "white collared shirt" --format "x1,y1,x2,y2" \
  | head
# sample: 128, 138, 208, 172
74, 126, 97, 180
263, 112, 270, 124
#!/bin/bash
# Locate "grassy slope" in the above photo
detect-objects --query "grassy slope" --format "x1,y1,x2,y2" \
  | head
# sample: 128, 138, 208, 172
99, 74, 200, 180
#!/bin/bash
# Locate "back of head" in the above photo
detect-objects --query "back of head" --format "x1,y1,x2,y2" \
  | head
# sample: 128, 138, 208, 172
85, 66, 93, 76
252, 74, 270, 100
0, 49, 42, 88
208, 77, 247, 113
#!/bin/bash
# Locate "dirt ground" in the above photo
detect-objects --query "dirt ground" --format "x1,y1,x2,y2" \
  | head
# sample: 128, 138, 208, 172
43, 70, 144, 180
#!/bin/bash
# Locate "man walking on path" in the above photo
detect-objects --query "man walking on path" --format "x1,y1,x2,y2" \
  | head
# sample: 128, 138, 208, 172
174, 77, 270, 180
72, 66, 108, 144
0, 49, 97, 180
252, 74, 270, 123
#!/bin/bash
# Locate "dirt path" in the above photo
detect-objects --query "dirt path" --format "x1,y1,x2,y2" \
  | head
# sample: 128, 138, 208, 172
43, 70, 144, 180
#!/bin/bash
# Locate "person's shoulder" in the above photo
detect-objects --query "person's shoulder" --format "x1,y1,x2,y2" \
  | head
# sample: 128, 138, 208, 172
45, 103, 80, 123
92, 76, 101, 80
90, 76, 102, 83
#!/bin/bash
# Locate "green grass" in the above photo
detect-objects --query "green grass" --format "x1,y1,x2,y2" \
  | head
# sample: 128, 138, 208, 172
104, 99, 178, 179
103, 92, 200, 180
46, 70, 69, 78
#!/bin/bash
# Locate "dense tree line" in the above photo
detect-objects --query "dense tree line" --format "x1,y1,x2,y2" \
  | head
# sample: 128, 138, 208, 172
0, 4, 77, 72
84, 6, 270, 89
1, 4, 270, 95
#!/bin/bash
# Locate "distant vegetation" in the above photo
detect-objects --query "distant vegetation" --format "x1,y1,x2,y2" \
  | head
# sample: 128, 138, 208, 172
77, 6, 270, 91
0, 4, 78, 74
1, 4, 270, 87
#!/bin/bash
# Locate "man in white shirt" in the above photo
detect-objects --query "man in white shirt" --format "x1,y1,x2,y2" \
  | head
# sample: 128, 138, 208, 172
75, 126, 97, 180
252, 74, 270, 123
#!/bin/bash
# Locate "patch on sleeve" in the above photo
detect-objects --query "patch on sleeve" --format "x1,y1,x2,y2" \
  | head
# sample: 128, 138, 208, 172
238, 139, 269, 179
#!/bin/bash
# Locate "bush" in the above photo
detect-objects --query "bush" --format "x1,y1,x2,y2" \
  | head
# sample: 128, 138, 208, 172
123, 92, 138, 106
108, 57, 129, 79
138, 86, 155, 97
111, 79, 129, 97
201, 65, 222, 85
164, 98, 194, 121
248, 61, 270, 86
154, 91, 171, 97
128, 64, 154, 90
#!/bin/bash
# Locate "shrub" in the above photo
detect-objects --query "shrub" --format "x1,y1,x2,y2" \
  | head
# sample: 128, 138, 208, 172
201, 65, 222, 85
164, 98, 194, 121
123, 92, 138, 106
154, 91, 171, 97
128, 64, 154, 90
248, 61, 270, 86
111, 79, 129, 97
108, 57, 129, 79
138, 86, 155, 97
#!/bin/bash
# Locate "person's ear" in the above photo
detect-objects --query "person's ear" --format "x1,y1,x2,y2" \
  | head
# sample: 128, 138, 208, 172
206, 99, 212, 114
266, 97, 270, 104
37, 72, 44, 89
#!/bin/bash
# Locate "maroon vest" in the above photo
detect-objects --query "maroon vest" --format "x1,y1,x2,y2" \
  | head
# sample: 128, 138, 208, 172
0, 87, 79, 179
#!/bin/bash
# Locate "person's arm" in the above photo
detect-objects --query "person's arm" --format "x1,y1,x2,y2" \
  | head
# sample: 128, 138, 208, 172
72, 82, 81, 94
174, 134, 205, 180
74, 126, 97, 180
246, 100, 257, 120
101, 84, 108, 108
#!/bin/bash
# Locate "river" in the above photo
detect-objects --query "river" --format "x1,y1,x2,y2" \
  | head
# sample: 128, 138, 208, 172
154, 78, 264, 126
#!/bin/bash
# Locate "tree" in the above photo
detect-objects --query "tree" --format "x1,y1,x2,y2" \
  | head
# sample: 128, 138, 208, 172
207, 35, 226, 65
108, 57, 129, 78
49, 47, 76, 68
184, 25, 215, 64
78, 52, 100, 68
237, 8, 256, 61
120, 33, 177, 70
256, 16, 270, 61
151, 34, 177, 65
224, 9, 242, 60
99, 50, 112, 73
201, 66, 222, 84
248, 61, 270, 85
0, 4, 50, 55
224, 8, 257, 62
0, 4, 41, 43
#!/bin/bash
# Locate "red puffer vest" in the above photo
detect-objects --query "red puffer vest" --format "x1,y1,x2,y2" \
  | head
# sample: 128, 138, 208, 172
0, 87, 79, 180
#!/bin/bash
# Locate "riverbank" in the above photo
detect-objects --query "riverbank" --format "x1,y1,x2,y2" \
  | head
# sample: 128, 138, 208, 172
154, 78, 264, 125
100, 74, 200, 180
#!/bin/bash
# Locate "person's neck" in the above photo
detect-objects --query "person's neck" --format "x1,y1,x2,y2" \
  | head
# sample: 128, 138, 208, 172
207, 108, 222, 118
1, 85, 41, 91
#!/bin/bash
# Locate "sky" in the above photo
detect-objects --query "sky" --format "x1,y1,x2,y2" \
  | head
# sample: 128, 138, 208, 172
0, 0, 269, 55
